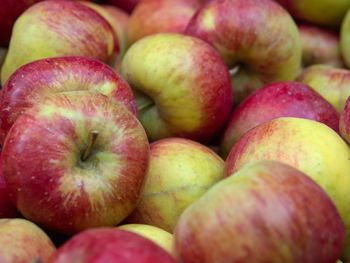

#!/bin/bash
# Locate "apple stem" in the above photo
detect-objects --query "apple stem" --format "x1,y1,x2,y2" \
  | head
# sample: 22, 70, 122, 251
230, 65, 240, 76
81, 130, 99, 162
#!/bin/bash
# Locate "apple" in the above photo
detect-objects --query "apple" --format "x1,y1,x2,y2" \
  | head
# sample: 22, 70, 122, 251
0, 218, 56, 263
220, 81, 339, 158
298, 65, 350, 113
126, 137, 224, 232
1, 0, 116, 84
185, 0, 302, 103
175, 161, 345, 263
224, 117, 350, 259
105, 0, 140, 13
2, 92, 149, 235
118, 224, 175, 256
120, 33, 232, 142
50, 228, 176, 263
127, 0, 201, 46
299, 24, 344, 68
82, 2, 129, 65
341, 8, 350, 68
275, 0, 350, 26
0, 48, 6, 75
340, 97, 350, 144
0, 153, 18, 218
0, 56, 136, 145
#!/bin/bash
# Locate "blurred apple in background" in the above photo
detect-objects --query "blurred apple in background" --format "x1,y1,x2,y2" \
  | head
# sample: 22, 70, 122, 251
175, 161, 345, 263
220, 81, 339, 158
127, 0, 201, 47
0, 56, 136, 145
0, 218, 56, 263
121, 33, 232, 142
299, 24, 344, 68
118, 224, 175, 256
0, 154, 18, 218
126, 138, 224, 232
82, 2, 129, 66
298, 65, 350, 113
2, 92, 149, 235
275, 0, 350, 26
105, 0, 140, 13
225, 117, 350, 259
341, 8, 350, 68
186, 0, 302, 103
50, 228, 176, 263
1, 0, 116, 84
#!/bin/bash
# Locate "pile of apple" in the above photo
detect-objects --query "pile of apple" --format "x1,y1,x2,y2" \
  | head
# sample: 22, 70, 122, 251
2, 0, 350, 262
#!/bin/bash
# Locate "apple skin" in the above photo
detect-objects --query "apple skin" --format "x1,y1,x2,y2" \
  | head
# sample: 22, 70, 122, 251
186, 0, 302, 103
299, 24, 344, 68
341, 8, 350, 68
118, 224, 175, 257
105, 0, 140, 13
224, 117, 350, 259
82, 2, 129, 64
340, 97, 350, 144
127, 0, 201, 46
50, 228, 176, 263
220, 81, 340, 158
275, 0, 350, 26
121, 33, 232, 142
2, 92, 149, 235
0, 218, 56, 263
0, 0, 116, 84
126, 137, 224, 232
175, 161, 345, 263
298, 65, 350, 113
0, 56, 136, 146
0, 47, 7, 71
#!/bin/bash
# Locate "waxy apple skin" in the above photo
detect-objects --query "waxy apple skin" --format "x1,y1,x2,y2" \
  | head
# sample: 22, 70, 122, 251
50, 228, 176, 263
2, 93, 149, 235
0, 56, 136, 145
1, 0, 115, 84
298, 65, 350, 113
127, 138, 224, 232
276, 0, 350, 26
0, 218, 56, 263
186, 0, 302, 103
220, 81, 339, 157
121, 33, 232, 142
299, 24, 344, 68
118, 224, 175, 256
225, 117, 350, 259
175, 161, 345, 263
127, 0, 201, 46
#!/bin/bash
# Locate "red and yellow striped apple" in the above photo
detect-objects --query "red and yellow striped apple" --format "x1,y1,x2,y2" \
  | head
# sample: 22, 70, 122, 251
225, 117, 350, 259
2, 92, 149, 234
121, 33, 232, 142
1, 0, 116, 84
0, 56, 136, 145
186, 0, 302, 103
220, 81, 339, 157
175, 161, 345, 263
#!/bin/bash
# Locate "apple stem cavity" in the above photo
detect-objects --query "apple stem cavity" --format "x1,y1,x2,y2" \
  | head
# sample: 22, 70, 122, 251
229, 65, 240, 76
81, 130, 99, 162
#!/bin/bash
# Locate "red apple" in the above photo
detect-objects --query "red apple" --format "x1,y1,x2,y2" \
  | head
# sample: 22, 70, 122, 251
127, 0, 201, 46
50, 228, 175, 263
186, 0, 302, 103
2, 92, 149, 234
121, 33, 233, 143
340, 97, 350, 144
299, 24, 344, 68
1, 0, 116, 84
0, 218, 56, 263
0, 153, 18, 218
175, 161, 345, 263
220, 81, 339, 157
0, 56, 136, 145
105, 0, 140, 13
